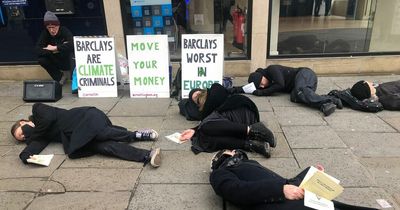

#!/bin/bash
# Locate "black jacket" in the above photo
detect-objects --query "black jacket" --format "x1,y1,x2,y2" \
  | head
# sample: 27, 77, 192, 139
376, 80, 400, 110
210, 160, 378, 210
36, 26, 74, 57
254, 65, 300, 96
19, 103, 124, 163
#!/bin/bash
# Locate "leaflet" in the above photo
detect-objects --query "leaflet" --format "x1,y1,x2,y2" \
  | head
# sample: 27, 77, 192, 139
242, 82, 256, 94
26, 154, 54, 167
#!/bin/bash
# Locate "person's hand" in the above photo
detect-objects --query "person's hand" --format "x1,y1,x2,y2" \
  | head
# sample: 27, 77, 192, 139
316, 164, 325, 172
43, 45, 57, 52
283, 184, 304, 200
180, 129, 195, 142
252, 89, 263, 96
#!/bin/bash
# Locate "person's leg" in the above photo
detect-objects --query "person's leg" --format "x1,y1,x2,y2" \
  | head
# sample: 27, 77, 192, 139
324, 0, 332, 16
314, 0, 322, 16
200, 120, 248, 138
89, 141, 150, 162
290, 68, 332, 109
95, 126, 158, 142
38, 55, 63, 81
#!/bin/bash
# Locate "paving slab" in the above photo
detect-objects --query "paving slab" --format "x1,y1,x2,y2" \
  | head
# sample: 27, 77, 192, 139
0, 146, 13, 156
0, 178, 47, 192
60, 155, 143, 169
274, 106, 327, 126
326, 112, 396, 132
259, 111, 282, 133
108, 99, 171, 116
339, 132, 400, 157
129, 184, 222, 210
0, 122, 19, 146
269, 132, 293, 158
255, 157, 300, 178
267, 94, 296, 107
65, 97, 120, 112
0, 104, 32, 122
0, 192, 35, 210
109, 116, 164, 131
154, 130, 192, 151
293, 149, 375, 187
394, 193, 400, 208
27, 192, 131, 210
283, 125, 347, 149
249, 96, 273, 112
361, 157, 400, 194
0, 155, 65, 179
161, 114, 199, 130
337, 187, 399, 210
140, 151, 213, 184
0, 81, 23, 97
50, 168, 140, 192
40, 180, 66, 194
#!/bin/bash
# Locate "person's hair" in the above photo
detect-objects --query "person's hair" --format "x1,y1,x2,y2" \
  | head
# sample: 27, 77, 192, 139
350, 80, 371, 101
197, 90, 208, 111
10, 119, 29, 139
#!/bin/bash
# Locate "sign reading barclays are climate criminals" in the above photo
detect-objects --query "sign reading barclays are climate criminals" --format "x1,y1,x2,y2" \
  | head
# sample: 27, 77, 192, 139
181, 34, 224, 98
73, 36, 118, 98
126, 35, 170, 98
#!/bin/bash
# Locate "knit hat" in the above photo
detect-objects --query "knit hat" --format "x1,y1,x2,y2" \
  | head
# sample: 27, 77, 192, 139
350, 80, 371, 100
43, 11, 60, 26
248, 72, 263, 88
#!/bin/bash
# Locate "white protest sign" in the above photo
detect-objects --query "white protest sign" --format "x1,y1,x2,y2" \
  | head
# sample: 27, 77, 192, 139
126, 35, 170, 98
181, 34, 224, 98
73, 36, 118, 97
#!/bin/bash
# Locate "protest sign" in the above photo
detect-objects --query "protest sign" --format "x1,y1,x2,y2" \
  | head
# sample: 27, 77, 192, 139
74, 36, 118, 97
126, 35, 170, 98
181, 34, 224, 98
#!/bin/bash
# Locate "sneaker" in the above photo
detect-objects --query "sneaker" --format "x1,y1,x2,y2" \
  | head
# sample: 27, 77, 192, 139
136, 129, 159, 141
321, 103, 336, 116
248, 122, 276, 148
150, 148, 161, 168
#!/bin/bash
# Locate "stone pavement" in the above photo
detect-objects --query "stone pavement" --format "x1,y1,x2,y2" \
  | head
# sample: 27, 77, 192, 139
1, 75, 400, 210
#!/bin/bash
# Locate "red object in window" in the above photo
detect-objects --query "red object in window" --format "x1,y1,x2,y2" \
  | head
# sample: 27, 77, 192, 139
232, 7, 245, 45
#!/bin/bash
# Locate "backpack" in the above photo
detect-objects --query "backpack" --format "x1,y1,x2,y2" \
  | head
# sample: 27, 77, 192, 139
328, 89, 383, 113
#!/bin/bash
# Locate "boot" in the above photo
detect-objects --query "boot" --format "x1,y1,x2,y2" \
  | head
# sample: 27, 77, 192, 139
320, 103, 336, 116
59, 71, 71, 85
245, 140, 271, 158
248, 122, 276, 147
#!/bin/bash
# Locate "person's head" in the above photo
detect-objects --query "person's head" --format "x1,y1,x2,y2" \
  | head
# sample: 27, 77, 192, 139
189, 88, 207, 111
248, 71, 269, 88
350, 80, 376, 101
10, 119, 35, 142
43, 11, 60, 36
210, 149, 248, 171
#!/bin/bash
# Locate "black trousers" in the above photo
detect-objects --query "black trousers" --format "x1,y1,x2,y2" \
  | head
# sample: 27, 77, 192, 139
290, 68, 332, 109
314, 0, 322, 15
38, 53, 71, 81
88, 126, 150, 162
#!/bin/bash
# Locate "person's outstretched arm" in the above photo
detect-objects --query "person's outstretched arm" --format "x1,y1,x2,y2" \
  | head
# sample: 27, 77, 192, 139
253, 68, 286, 96
19, 140, 50, 164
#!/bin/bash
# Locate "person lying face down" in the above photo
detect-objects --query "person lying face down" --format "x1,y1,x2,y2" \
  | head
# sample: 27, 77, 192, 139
11, 103, 161, 167
209, 149, 379, 210
350, 80, 400, 111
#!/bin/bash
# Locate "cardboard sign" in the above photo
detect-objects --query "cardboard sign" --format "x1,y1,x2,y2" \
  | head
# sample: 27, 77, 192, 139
126, 35, 170, 98
74, 36, 118, 97
181, 34, 224, 98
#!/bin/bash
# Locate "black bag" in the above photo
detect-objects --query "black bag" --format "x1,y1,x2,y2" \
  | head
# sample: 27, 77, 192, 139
170, 64, 182, 99
328, 89, 383, 113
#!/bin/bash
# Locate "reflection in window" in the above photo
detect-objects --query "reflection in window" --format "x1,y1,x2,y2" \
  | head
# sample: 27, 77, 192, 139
269, 0, 400, 57
120, 0, 250, 60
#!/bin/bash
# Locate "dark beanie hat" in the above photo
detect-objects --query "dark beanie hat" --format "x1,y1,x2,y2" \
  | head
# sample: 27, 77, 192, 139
350, 80, 371, 100
248, 72, 263, 88
43, 11, 60, 26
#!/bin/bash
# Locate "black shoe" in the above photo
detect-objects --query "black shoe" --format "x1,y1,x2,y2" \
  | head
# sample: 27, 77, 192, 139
249, 122, 276, 148
321, 103, 336, 116
245, 140, 271, 158
330, 97, 343, 109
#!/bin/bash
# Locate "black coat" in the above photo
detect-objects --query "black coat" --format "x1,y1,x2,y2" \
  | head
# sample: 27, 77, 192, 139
376, 80, 400, 110
19, 103, 123, 163
254, 65, 300, 96
36, 26, 74, 57
210, 160, 378, 210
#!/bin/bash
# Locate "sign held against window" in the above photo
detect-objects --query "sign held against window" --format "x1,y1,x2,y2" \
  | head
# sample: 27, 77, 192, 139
73, 36, 118, 98
181, 34, 224, 98
126, 35, 170, 98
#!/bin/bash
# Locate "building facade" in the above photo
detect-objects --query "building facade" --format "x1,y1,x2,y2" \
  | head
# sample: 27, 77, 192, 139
0, 0, 399, 80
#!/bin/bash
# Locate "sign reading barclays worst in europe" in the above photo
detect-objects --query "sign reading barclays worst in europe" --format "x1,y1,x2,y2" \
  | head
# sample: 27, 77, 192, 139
181, 34, 224, 99
126, 35, 170, 98
73, 36, 118, 98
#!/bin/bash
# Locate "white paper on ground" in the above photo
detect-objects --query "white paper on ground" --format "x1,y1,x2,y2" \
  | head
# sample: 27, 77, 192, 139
165, 132, 184, 144
242, 82, 256, 94
376, 199, 392, 208
304, 190, 334, 210
26, 154, 54, 166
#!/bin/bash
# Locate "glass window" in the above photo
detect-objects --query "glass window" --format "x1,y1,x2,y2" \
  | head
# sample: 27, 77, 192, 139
268, 0, 400, 57
0, 0, 107, 64
120, 0, 251, 60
